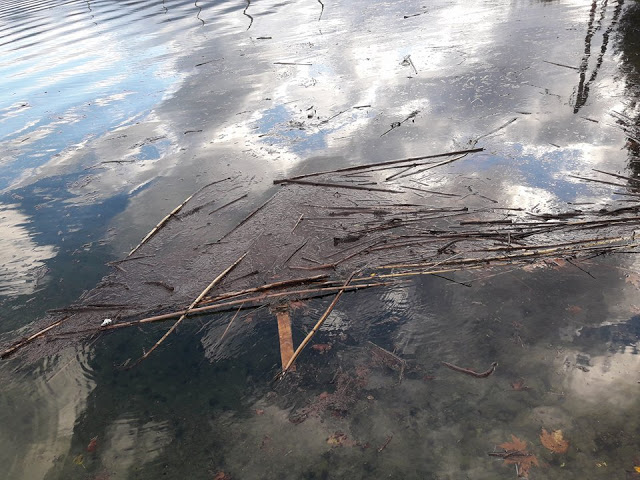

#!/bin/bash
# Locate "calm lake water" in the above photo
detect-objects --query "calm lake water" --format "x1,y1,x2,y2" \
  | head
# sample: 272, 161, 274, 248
1, 0, 640, 478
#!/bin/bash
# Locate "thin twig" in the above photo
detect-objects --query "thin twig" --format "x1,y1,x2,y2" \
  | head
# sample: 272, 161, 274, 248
211, 303, 244, 350
442, 361, 497, 378
216, 193, 277, 242
284, 240, 308, 265
291, 213, 304, 233
208, 193, 248, 215
276, 179, 403, 194
377, 434, 394, 452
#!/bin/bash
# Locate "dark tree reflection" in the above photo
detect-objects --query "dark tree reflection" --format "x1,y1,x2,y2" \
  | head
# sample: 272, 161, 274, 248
572, 0, 625, 114
616, 1, 640, 167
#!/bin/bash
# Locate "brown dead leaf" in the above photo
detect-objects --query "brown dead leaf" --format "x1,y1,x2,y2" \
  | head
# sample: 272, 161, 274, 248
497, 435, 539, 479
289, 299, 308, 312
551, 258, 567, 268
510, 379, 529, 391
540, 428, 569, 454
87, 436, 98, 453
255, 409, 265, 415
213, 472, 231, 480
626, 273, 640, 289
327, 431, 353, 448
312, 343, 332, 353
499, 434, 528, 452
521, 263, 544, 272
566, 305, 583, 315
515, 455, 539, 479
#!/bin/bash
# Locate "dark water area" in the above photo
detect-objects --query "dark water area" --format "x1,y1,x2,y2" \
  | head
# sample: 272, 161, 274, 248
1, 0, 640, 478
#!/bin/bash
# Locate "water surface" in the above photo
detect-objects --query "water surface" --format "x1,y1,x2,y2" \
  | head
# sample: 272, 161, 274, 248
1, 0, 640, 478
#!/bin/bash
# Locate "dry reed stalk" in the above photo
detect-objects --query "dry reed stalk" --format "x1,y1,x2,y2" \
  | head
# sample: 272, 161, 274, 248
201, 274, 329, 304
129, 179, 230, 256
129, 251, 248, 367
211, 304, 244, 351
276, 179, 403, 194
91, 281, 392, 334
281, 272, 357, 374
378, 236, 636, 270
216, 193, 277, 243
1, 316, 69, 359
273, 148, 484, 181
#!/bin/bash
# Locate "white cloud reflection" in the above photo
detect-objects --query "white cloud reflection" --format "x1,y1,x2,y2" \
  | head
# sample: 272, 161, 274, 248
0, 204, 56, 297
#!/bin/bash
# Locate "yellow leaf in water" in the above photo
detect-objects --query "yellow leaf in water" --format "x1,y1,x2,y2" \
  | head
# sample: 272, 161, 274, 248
540, 428, 569, 454
327, 432, 352, 447
73, 454, 86, 469
634, 466, 640, 473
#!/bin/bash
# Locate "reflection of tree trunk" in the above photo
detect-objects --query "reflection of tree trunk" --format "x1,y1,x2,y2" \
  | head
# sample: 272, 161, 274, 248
573, 0, 625, 113
614, 2, 640, 180
573, 1, 598, 113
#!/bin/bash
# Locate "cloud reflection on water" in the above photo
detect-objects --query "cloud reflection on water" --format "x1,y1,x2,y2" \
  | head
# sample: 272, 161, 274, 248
0, 203, 56, 297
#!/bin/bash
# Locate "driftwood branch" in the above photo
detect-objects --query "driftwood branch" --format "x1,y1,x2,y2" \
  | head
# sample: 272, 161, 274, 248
275, 178, 402, 194
201, 274, 329, 304
64, 281, 392, 337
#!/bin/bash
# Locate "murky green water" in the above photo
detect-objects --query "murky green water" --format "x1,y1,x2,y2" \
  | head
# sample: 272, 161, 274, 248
1, 0, 640, 478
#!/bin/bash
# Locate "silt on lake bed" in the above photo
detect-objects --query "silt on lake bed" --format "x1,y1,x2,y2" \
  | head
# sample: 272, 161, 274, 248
1, 0, 640, 479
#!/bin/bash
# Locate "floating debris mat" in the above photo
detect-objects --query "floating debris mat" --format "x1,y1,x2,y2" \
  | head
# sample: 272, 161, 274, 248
3, 147, 640, 368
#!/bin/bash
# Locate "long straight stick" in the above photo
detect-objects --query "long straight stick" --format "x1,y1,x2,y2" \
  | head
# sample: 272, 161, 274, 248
273, 148, 484, 182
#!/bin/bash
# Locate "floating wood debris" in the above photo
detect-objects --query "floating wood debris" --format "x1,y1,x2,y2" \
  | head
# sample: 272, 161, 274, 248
275, 305, 295, 371
281, 272, 356, 376
4, 147, 640, 371
273, 147, 484, 182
